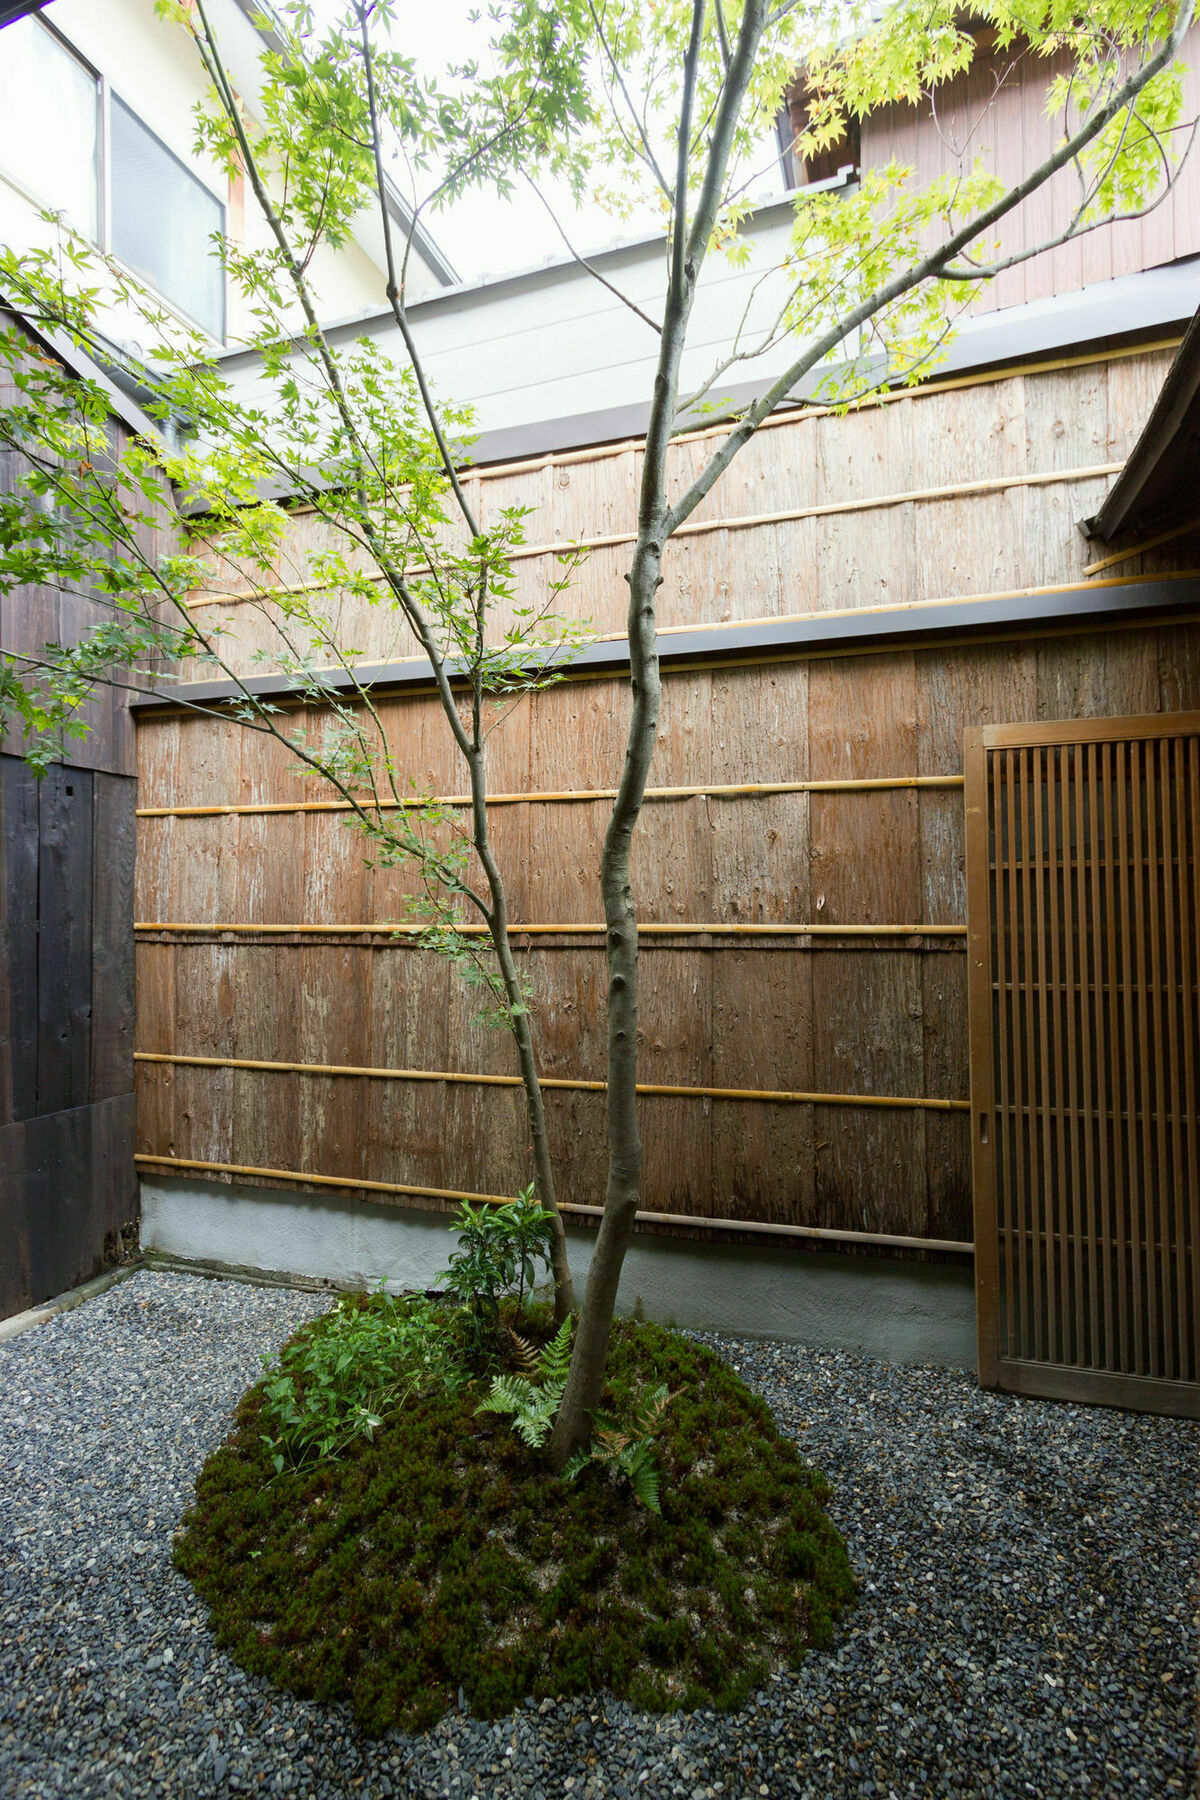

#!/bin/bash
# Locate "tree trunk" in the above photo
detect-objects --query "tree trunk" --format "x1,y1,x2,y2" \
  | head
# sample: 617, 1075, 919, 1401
548, 539, 662, 1462
468, 746, 575, 1319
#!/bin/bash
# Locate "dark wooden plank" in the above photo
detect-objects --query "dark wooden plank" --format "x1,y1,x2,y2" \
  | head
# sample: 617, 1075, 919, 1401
2, 1094, 138, 1316
37, 764, 93, 1116
0, 1116, 31, 1317
90, 773, 136, 1101
1, 753, 40, 1123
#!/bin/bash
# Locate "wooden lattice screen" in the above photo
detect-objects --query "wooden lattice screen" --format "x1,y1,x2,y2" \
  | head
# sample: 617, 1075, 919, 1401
965, 714, 1200, 1418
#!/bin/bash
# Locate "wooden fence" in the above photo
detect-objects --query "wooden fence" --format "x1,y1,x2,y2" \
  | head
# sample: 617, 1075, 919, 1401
133, 340, 1200, 1253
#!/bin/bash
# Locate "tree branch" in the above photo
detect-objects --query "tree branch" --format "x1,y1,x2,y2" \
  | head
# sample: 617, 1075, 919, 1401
523, 177, 662, 333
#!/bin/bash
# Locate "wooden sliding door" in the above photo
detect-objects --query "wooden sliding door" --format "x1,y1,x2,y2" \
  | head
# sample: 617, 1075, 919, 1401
965, 714, 1199, 1418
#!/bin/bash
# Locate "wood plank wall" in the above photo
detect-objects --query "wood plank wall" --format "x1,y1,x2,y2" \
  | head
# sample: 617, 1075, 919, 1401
0, 349, 154, 1316
134, 344, 1200, 1252
856, 25, 1200, 319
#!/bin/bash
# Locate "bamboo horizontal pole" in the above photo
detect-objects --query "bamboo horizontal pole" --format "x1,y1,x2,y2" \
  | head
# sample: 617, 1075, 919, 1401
188, 461, 1122, 609
134, 919, 968, 938
1082, 514, 1200, 576
134, 1050, 970, 1111
135, 773, 964, 819
132, 1154, 974, 1253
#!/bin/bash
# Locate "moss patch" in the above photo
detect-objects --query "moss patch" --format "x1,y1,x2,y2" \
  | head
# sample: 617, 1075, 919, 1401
174, 1313, 854, 1732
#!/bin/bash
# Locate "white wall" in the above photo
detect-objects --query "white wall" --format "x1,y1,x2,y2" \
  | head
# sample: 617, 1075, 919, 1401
141, 1175, 980, 1369
214, 196, 1200, 458
216, 196, 814, 443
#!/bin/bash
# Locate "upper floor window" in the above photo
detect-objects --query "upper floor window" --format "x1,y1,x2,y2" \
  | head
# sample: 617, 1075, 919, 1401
0, 16, 226, 340
110, 99, 225, 341
777, 76, 861, 192
0, 17, 100, 240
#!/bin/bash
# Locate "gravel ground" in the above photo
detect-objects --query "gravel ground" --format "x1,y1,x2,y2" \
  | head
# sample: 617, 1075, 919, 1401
0, 1268, 1195, 1800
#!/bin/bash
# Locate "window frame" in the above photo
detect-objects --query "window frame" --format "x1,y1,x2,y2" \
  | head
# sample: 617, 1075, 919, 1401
0, 13, 228, 342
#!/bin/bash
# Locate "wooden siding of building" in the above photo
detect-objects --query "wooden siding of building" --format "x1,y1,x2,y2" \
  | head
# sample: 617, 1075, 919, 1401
857, 28, 1200, 319
133, 344, 1200, 1252
0, 359, 151, 1318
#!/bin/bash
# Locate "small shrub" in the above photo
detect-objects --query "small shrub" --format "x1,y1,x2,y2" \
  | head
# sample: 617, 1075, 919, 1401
258, 1291, 460, 1473
437, 1190, 556, 1361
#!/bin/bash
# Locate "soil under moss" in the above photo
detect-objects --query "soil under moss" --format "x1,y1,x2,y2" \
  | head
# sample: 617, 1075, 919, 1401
174, 1312, 855, 1733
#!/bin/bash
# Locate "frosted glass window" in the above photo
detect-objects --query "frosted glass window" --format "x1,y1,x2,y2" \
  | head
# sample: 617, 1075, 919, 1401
0, 18, 100, 240
110, 97, 225, 339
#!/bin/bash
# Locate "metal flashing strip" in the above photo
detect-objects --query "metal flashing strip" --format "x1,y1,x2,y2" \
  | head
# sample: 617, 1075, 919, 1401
128, 574, 1200, 713
0, 296, 164, 446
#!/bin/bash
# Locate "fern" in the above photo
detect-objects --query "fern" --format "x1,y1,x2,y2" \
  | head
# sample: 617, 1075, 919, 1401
476, 1315, 574, 1449
562, 1383, 671, 1514
538, 1314, 574, 1384
506, 1325, 541, 1377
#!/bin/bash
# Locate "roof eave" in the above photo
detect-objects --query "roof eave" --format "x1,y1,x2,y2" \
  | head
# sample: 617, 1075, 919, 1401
1083, 302, 1200, 541
227, 0, 458, 289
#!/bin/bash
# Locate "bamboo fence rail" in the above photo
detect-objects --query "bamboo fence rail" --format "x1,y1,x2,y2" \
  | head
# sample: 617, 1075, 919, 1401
136, 774, 964, 820
134, 920, 968, 937
1082, 515, 1200, 575
187, 462, 1123, 610
131, 1153, 975, 1253
459, 337, 1181, 485
134, 1050, 970, 1111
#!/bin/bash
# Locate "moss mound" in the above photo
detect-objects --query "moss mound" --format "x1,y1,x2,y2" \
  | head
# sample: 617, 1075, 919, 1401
174, 1312, 854, 1732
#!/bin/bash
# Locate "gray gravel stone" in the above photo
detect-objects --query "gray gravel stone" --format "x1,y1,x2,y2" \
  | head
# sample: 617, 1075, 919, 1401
0, 1269, 1196, 1799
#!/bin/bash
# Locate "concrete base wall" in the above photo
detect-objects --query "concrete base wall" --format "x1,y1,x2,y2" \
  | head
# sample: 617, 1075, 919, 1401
139, 1177, 979, 1369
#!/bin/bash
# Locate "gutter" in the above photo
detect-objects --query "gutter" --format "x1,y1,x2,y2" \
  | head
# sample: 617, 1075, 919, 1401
127, 574, 1200, 712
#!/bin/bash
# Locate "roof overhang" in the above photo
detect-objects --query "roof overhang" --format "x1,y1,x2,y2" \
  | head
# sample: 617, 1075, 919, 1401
0, 1, 52, 25
227, 0, 457, 288
1083, 302, 1200, 540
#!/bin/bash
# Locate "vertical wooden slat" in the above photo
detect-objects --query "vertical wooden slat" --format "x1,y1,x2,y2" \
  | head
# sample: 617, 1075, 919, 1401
1153, 738, 1182, 1378
1075, 743, 1103, 1368
971, 713, 1198, 1410
1126, 740, 1153, 1373
1143, 742, 1170, 1376
1045, 746, 1071, 1364
1058, 746, 1085, 1367
1021, 741, 1036, 1353
1101, 741, 1131, 1373
1030, 745, 1055, 1363
1175, 739, 1199, 1378
1187, 739, 1200, 1373
991, 746, 1015, 1359
964, 727, 999, 1383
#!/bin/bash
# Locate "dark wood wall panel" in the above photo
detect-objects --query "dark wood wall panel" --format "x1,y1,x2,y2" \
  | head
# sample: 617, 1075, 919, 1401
1, 754, 139, 1317
36, 765, 94, 1116
0, 1093, 137, 1318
